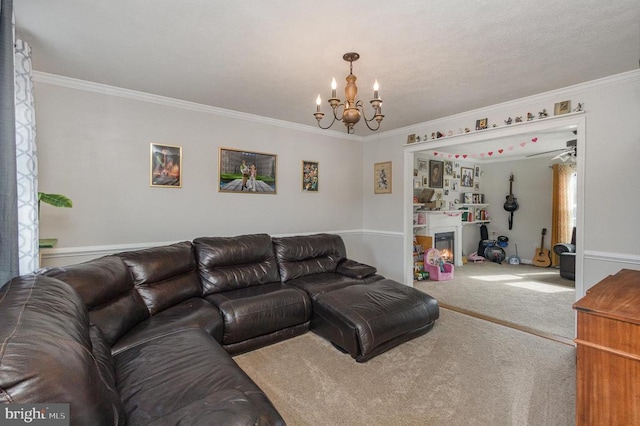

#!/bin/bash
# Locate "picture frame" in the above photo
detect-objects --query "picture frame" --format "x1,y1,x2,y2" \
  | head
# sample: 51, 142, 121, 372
218, 147, 277, 194
417, 159, 428, 172
407, 134, 417, 144
150, 143, 182, 188
444, 160, 453, 176
460, 167, 474, 187
429, 160, 443, 188
302, 160, 318, 192
374, 161, 392, 194
554, 100, 571, 115
475, 118, 488, 130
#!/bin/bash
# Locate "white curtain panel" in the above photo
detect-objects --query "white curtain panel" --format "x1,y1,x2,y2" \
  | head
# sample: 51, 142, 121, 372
14, 38, 38, 273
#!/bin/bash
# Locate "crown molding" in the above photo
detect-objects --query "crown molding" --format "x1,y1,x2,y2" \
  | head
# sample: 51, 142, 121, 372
366, 69, 640, 142
32, 71, 363, 142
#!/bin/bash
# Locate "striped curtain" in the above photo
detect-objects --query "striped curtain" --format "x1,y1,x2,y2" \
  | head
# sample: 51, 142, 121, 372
551, 163, 576, 265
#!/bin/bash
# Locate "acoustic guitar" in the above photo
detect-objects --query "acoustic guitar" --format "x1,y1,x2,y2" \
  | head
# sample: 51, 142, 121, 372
503, 173, 519, 230
532, 228, 552, 267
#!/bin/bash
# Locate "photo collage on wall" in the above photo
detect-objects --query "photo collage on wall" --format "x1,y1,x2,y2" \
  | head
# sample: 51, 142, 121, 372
413, 155, 481, 210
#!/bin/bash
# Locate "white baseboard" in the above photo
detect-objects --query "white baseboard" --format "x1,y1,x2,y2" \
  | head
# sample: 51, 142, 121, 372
583, 250, 640, 266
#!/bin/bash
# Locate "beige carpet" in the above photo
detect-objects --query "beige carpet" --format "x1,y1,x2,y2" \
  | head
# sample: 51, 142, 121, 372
414, 262, 576, 340
234, 308, 575, 426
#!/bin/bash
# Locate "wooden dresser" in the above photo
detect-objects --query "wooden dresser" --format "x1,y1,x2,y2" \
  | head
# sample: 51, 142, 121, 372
573, 269, 640, 425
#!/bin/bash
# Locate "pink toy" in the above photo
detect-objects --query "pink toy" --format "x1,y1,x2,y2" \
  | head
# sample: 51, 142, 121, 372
424, 248, 454, 281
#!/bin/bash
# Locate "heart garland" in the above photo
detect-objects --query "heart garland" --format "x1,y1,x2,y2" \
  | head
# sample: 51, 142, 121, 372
428, 136, 539, 159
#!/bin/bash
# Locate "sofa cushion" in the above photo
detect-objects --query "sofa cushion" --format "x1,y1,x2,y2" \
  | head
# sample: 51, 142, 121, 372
42, 255, 149, 346
193, 234, 281, 295
119, 241, 202, 315
111, 297, 224, 355
0, 275, 125, 425
272, 233, 347, 282
89, 324, 128, 422
114, 328, 284, 426
205, 282, 311, 346
284, 271, 384, 300
336, 259, 377, 279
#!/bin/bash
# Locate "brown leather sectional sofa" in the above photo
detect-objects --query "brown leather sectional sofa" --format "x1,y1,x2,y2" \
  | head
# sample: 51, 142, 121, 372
0, 233, 438, 425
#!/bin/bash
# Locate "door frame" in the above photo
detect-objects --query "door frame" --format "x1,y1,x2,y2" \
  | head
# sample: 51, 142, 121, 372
403, 113, 586, 300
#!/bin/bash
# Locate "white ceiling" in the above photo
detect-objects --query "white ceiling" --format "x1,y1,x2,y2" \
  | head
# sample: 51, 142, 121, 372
14, 1, 640, 137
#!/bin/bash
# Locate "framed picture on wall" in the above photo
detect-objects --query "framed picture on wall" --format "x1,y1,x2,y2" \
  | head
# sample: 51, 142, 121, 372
302, 160, 318, 192
429, 160, 443, 188
218, 148, 277, 193
461, 167, 474, 187
374, 161, 392, 194
150, 143, 182, 188
554, 100, 571, 115
444, 160, 453, 176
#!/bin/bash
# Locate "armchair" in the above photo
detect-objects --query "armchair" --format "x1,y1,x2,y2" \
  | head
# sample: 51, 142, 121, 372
553, 227, 576, 280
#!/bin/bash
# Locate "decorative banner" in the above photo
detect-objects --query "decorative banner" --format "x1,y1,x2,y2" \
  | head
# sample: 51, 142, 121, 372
428, 136, 538, 159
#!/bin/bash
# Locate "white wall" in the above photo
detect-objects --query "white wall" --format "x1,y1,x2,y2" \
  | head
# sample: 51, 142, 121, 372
363, 70, 640, 294
35, 76, 368, 266
35, 71, 640, 291
477, 157, 554, 263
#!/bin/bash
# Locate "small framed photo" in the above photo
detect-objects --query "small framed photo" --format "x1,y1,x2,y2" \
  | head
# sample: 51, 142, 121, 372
417, 159, 428, 172
444, 160, 453, 176
475, 118, 488, 130
219, 148, 277, 194
461, 167, 474, 187
554, 100, 571, 115
302, 160, 318, 192
407, 134, 417, 144
429, 160, 443, 188
374, 161, 392, 194
474, 164, 480, 177
150, 143, 182, 188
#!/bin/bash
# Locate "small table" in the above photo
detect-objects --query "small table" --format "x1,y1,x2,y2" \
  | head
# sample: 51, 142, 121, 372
311, 279, 439, 362
38, 238, 57, 268
39, 238, 58, 248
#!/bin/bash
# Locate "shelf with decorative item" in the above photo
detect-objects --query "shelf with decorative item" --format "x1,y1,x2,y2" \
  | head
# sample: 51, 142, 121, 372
458, 203, 490, 225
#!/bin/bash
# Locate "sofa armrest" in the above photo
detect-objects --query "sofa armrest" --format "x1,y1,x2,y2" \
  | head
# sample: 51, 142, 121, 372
336, 259, 377, 279
553, 243, 576, 256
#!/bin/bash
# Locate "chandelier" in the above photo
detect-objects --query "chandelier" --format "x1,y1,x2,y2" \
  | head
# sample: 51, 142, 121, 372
314, 52, 384, 134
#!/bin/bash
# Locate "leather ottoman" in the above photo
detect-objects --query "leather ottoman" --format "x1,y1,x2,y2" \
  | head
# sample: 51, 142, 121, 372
311, 279, 439, 362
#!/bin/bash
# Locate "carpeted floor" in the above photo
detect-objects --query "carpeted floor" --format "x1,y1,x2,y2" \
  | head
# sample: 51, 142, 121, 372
234, 308, 576, 426
414, 262, 576, 340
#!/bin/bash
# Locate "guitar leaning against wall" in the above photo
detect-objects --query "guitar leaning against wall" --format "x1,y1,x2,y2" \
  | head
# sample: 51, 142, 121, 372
532, 228, 552, 267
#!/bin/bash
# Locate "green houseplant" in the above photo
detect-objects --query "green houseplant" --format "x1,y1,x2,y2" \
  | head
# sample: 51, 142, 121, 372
37, 193, 72, 249
38, 192, 73, 210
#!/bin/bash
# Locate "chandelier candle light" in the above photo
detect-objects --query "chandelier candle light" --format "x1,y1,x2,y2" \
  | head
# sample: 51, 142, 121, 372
314, 52, 384, 134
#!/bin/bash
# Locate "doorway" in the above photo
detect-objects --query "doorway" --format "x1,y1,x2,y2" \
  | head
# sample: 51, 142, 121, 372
403, 114, 586, 338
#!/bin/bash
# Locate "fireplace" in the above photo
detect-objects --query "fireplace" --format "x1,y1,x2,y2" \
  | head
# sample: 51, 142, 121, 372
434, 232, 455, 264
420, 211, 463, 266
